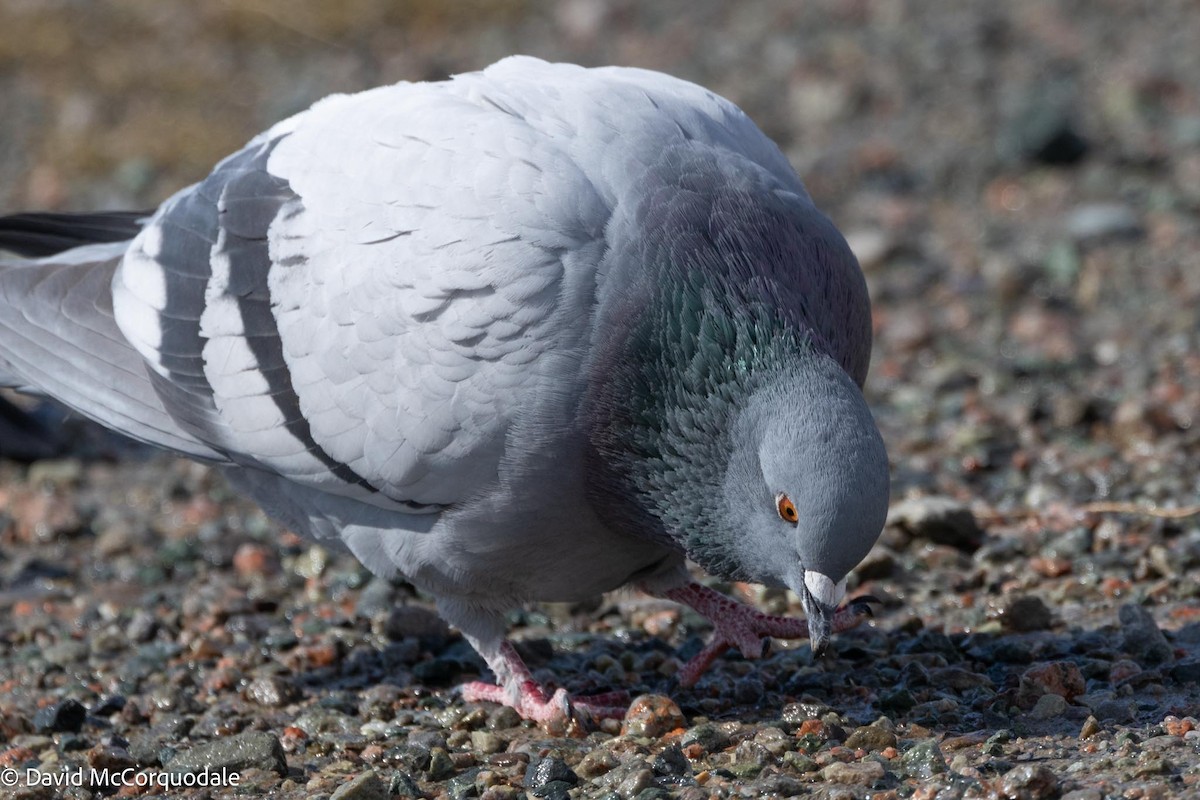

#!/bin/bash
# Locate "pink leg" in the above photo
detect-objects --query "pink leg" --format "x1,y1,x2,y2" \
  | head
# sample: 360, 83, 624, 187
459, 641, 628, 722
662, 583, 876, 687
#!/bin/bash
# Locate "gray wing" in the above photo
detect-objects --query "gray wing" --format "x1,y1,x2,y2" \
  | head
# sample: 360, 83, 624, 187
111, 70, 613, 512
112, 135, 446, 512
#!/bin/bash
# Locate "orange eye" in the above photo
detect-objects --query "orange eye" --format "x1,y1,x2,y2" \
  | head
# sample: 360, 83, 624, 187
776, 493, 799, 524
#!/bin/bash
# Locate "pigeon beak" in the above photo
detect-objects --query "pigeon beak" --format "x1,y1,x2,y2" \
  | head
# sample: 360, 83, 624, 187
799, 570, 846, 657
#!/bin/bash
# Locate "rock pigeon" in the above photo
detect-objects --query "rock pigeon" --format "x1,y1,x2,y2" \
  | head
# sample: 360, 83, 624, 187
0, 57, 889, 723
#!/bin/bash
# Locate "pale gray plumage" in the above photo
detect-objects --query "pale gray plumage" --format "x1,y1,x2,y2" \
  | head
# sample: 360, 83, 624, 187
0, 57, 889, 719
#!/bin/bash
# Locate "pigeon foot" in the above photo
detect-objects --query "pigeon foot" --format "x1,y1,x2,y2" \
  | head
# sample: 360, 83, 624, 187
663, 582, 877, 687
460, 641, 628, 729
460, 680, 628, 724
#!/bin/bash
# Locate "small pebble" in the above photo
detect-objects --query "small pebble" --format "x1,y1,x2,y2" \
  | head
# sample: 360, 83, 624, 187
1118, 604, 1173, 665
329, 770, 389, 800
819, 759, 886, 785
886, 496, 985, 552
469, 730, 504, 754
1108, 659, 1142, 683
525, 755, 579, 790
385, 605, 452, 643
1162, 716, 1197, 736
1066, 203, 1142, 243
389, 772, 423, 798
652, 744, 691, 779
900, 739, 947, 779
487, 706, 523, 730
1021, 661, 1086, 701
426, 747, 456, 781
845, 723, 898, 751
86, 742, 137, 774
245, 676, 299, 708
1000, 595, 1054, 632
680, 723, 730, 754
999, 764, 1060, 800
616, 766, 657, 798
32, 699, 87, 734
576, 747, 619, 778
1029, 693, 1069, 720
621, 695, 685, 738
232, 542, 279, 577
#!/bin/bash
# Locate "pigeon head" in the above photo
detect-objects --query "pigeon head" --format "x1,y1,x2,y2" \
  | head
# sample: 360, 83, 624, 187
719, 358, 889, 653
584, 175, 889, 652
587, 298, 889, 654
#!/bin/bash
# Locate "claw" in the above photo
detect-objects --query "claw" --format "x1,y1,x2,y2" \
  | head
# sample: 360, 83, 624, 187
550, 687, 572, 720
846, 594, 880, 618
663, 582, 881, 686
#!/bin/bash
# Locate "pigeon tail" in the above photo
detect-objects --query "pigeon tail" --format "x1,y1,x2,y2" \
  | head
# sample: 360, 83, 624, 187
0, 210, 147, 259
0, 228, 223, 461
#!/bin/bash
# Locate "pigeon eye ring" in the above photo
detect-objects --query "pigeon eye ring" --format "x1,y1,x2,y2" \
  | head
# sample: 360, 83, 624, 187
776, 492, 799, 523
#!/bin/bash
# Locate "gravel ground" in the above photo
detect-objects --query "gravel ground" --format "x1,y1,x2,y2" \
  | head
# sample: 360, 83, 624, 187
1, 2, 1199, 799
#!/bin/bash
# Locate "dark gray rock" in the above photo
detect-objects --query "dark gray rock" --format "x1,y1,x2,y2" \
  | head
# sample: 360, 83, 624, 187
733, 673, 765, 704
1118, 604, 1174, 665
999, 764, 1059, 799
887, 496, 985, 552
426, 746, 456, 781
533, 780, 574, 800
89, 695, 126, 717
616, 766, 657, 798
633, 788, 670, 800
1169, 659, 1200, 684
163, 730, 286, 776
1000, 595, 1054, 632
294, 707, 357, 737
1093, 699, 1136, 723
385, 605, 452, 644
447, 766, 482, 800
388, 772, 423, 798
652, 744, 692, 780
330, 770, 389, 800
526, 755, 579, 790
32, 699, 86, 733
899, 739, 947, 779
244, 675, 299, 708
129, 732, 182, 766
